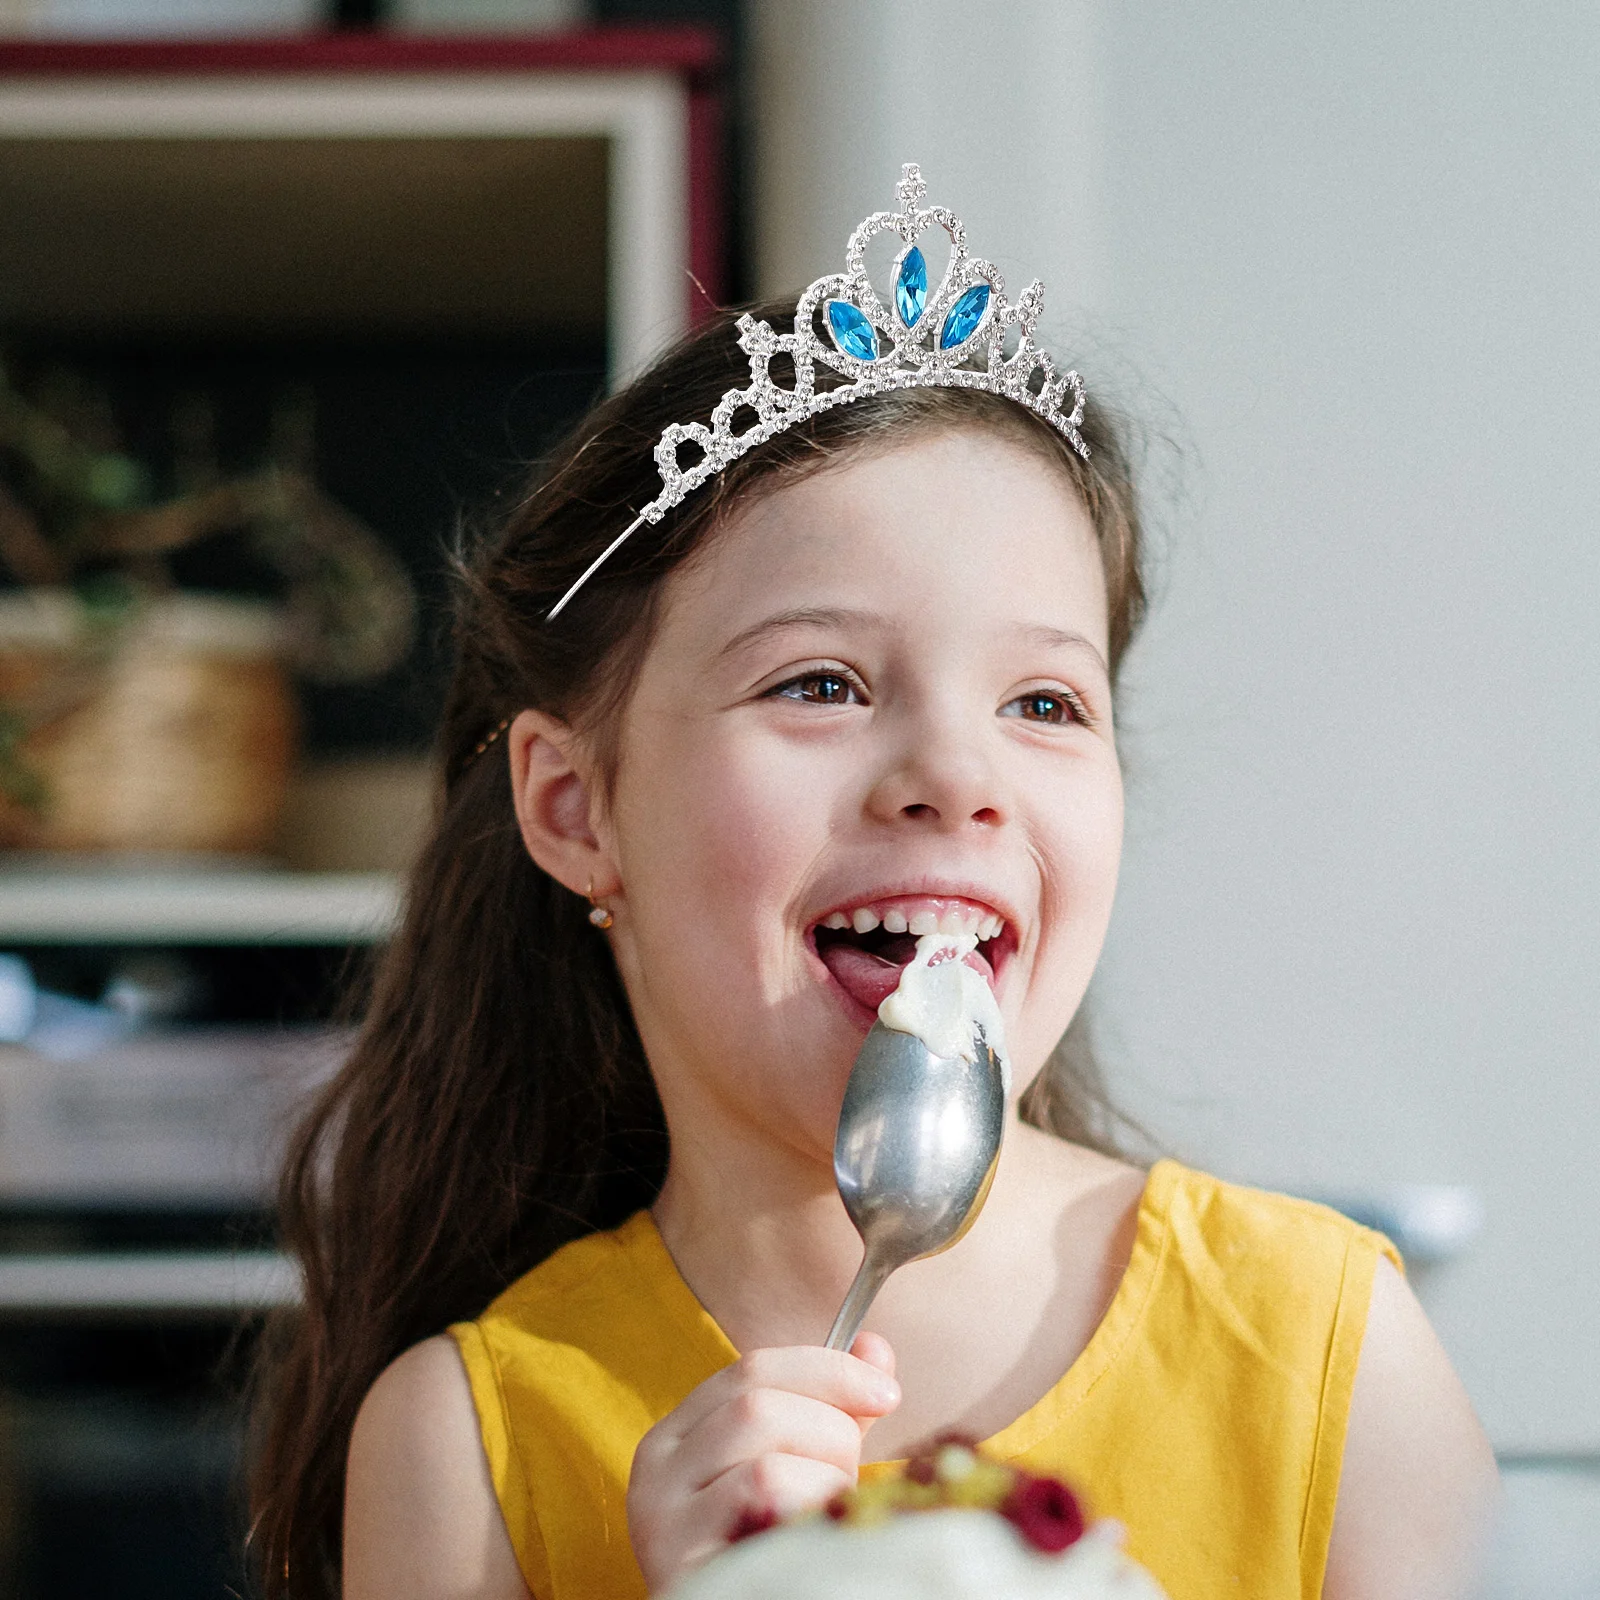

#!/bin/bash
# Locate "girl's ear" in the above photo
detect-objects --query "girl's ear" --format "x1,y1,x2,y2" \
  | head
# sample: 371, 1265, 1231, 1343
506, 709, 620, 899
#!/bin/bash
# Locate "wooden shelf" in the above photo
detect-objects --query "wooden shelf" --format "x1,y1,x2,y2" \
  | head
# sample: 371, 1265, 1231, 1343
0, 131, 611, 341
0, 868, 399, 944
0, 28, 725, 378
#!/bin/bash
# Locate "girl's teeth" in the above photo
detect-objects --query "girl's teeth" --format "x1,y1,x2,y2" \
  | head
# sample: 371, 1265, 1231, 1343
822, 902, 1003, 941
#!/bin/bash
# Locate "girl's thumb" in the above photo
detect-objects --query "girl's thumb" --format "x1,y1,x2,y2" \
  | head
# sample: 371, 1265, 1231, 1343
849, 1329, 897, 1381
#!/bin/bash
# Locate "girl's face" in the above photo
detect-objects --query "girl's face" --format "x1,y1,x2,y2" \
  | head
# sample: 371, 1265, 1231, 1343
598, 428, 1123, 1168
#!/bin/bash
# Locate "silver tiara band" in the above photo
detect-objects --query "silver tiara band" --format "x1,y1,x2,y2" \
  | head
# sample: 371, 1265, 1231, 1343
546, 163, 1089, 620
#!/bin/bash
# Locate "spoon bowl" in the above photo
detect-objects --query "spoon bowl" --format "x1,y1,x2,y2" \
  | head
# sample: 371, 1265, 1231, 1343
823, 1020, 1006, 1351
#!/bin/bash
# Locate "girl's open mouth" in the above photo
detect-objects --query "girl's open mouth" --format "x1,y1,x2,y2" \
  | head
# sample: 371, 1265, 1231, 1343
809, 896, 1014, 1017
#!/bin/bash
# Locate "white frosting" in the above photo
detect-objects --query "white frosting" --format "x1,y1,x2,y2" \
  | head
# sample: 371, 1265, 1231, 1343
669, 1514, 1168, 1600
876, 933, 1010, 1091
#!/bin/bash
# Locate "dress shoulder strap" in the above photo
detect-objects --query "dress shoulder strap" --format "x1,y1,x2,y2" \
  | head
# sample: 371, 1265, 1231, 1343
450, 1213, 735, 1600
979, 1161, 1398, 1598
1103, 1161, 1399, 1598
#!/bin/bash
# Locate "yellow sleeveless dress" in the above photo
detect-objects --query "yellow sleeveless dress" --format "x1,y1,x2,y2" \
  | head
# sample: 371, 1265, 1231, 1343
450, 1159, 1399, 1600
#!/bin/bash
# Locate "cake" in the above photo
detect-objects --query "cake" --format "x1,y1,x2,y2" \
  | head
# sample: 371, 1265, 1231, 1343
667, 1439, 1167, 1599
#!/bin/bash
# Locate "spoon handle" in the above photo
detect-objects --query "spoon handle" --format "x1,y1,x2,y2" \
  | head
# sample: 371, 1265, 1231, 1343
824, 1248, 896, 1352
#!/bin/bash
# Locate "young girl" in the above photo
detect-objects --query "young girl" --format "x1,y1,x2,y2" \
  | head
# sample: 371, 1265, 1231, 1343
251, 170, 1497, 1600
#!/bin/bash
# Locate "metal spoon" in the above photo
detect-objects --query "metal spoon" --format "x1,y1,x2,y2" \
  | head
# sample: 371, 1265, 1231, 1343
823, 1019, 1006, 1351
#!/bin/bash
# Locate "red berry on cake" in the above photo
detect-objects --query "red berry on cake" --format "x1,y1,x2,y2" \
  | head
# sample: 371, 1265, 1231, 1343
666, 1445, 1166, 1598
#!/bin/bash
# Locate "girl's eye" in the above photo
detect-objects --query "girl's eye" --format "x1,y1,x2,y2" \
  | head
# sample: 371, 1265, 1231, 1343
1002, 690, 1088, 725
771, 671, 861, 706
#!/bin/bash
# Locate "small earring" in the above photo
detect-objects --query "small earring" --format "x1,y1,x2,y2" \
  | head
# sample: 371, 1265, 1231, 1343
585, 881, 613, 930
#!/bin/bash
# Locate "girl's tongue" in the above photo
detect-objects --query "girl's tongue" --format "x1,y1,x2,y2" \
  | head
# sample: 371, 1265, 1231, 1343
816, 925, 995, 1015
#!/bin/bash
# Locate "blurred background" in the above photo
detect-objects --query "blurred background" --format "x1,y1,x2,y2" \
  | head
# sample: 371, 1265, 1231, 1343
0, 0, 1592, 1595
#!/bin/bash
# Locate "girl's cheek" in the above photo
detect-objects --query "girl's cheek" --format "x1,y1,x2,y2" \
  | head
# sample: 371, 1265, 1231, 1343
698, 742, 838, 870
621, 752, 822, 969
1022, 773, 1123, 993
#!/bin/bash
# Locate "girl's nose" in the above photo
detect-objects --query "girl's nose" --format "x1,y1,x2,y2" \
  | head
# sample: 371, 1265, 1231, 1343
865, 722, 1006, 832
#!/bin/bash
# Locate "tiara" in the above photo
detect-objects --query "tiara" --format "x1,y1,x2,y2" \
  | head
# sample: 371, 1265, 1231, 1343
546, 163, 1089, 620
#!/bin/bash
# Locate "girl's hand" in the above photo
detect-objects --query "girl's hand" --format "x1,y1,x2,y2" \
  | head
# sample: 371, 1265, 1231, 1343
626, 1333, 899, 1594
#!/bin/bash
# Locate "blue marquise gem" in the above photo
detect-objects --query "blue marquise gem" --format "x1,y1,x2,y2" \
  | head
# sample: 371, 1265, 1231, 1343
939, 284, 991, 349
827, 299, 879, 361
894, 246, 927, 327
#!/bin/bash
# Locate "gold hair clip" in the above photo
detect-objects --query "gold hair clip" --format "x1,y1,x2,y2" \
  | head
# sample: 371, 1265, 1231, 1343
467, 716, 512, 765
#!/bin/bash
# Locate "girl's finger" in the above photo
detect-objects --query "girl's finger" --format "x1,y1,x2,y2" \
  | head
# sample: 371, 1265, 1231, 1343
674, 1385, 866, 1492
697, 1451, 853, 1544
850, 1330, 896, 1379
848, 1330, 899, 1441
635, 1452, 851, 1591
644, 1345, 900, 1449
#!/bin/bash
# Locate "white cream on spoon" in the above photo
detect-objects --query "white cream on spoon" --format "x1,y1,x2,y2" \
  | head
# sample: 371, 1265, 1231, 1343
825, 928, 1012, 1351
877, 931, 1011, 1092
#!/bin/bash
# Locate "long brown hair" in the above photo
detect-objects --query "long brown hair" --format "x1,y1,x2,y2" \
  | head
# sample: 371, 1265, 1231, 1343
248, 301, 1149, 1597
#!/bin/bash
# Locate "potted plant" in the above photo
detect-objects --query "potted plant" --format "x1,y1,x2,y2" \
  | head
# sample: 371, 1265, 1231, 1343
0, 360, 415, 857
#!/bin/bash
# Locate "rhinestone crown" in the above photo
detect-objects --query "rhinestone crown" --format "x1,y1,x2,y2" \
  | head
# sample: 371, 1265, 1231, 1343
547, 163, 1089, 620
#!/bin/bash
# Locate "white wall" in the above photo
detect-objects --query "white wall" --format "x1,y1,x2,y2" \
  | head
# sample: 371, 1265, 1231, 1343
750, 1, 1600, 1456
751, 0, 1102, 314
1092, 0, 1600, 1455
